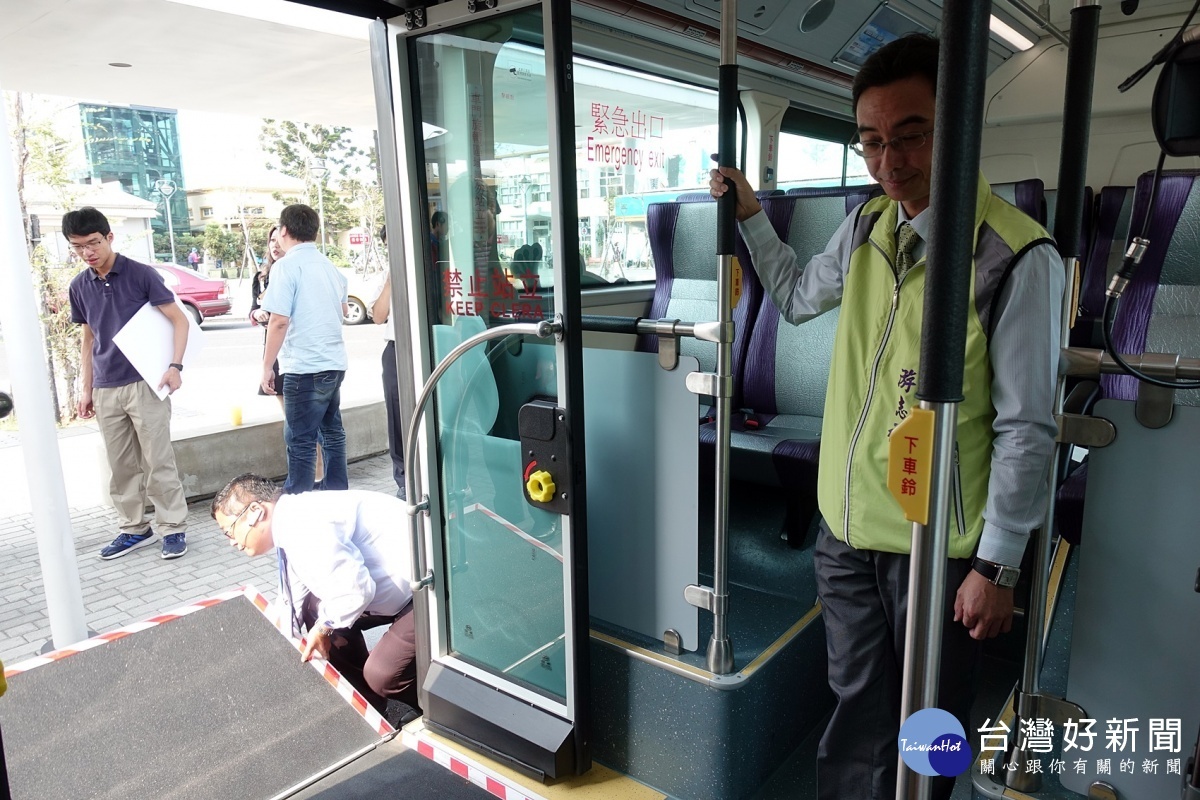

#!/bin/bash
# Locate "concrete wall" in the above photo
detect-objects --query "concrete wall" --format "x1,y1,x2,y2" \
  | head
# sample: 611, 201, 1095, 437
173, 401, 388, 500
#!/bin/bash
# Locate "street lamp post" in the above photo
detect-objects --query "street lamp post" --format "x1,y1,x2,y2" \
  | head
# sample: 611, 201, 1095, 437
308, 157, 328, 254
154, 179, 177, 264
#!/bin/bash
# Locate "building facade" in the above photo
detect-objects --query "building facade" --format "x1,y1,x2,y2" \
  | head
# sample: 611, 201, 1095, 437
184, 184, 302, 233
27, 181, 158, 266
77, 104, 188, 238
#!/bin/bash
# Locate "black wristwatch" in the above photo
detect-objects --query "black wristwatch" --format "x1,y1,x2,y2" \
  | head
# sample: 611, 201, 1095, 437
169, 362, 184, 372
972, 557, 1020, 589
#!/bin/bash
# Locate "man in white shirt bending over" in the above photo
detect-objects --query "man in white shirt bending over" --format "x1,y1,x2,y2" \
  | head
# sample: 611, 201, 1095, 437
211, 473, 418, 716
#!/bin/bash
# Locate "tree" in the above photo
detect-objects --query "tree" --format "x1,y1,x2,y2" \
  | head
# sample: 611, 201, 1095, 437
260, 120, 364, 182
6, 91, 84, 424
246, 218, 276, 265
342, 176, 386, 273
202, 224, 242, 272
155, 231, 204, 265
260, 120, 377, 251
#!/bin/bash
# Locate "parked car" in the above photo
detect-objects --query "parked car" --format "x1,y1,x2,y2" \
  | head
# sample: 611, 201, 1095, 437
154, 264, 232, 326
339, 268, 383, 325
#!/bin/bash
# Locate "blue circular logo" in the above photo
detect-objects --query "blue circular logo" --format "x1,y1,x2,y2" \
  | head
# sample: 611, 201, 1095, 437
898, 708, 973, 777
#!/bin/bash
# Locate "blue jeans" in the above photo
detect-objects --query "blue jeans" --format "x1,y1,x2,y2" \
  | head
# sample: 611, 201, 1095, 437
282, 370, 348, 493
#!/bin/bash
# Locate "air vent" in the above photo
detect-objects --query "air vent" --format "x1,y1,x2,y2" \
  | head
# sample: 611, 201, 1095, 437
799, 0, 834, 33
683, 0, 788, 34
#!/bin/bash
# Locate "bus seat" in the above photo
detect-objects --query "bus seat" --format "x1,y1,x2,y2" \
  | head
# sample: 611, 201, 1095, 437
637, 197, 765, 410
990, 178, 1047, 225
708, 190, 851, 545
1056, 169, 1200, 546
433, 315, 556, 535
1074, 185, 1135, 347
787, 183, 883, 215
433, 315, 499, 434
840, 183, 884, 213
674, 189, 781, 202
1044, 185, 1094, 264
1100, 169, 1200, 403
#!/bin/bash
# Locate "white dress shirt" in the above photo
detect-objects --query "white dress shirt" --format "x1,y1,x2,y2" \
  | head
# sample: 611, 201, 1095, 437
272, 490, 414, 631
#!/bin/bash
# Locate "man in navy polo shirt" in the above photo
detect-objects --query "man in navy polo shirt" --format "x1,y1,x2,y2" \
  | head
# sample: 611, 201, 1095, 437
65, 207, 191, 560
259, 204, 349, 493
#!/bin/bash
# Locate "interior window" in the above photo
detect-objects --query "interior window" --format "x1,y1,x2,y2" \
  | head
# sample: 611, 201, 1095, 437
777, 131, 876, 189
573, 59, 721, 284
777, 107, 873, 190
776, 133, 850, 188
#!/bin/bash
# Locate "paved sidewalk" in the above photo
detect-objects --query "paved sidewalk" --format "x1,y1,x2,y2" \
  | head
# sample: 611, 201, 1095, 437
0, 452, 397, 667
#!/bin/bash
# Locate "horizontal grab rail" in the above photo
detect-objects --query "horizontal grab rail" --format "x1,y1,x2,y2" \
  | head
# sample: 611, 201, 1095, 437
403, 318, 562, 591
579, 314, 726, 344
1061, 347, 1200, 380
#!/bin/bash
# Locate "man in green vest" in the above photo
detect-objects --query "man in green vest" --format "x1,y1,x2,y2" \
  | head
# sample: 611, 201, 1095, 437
711, 34, 1063, 800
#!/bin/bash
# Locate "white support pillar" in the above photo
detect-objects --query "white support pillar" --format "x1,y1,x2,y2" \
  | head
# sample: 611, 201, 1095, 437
0, 85, 88, 649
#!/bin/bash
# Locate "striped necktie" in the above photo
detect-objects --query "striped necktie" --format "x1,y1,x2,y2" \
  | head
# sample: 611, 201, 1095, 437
278, 549, 301, 637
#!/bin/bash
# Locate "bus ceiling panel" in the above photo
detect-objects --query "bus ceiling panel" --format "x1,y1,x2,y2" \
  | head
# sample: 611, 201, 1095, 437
1043, 0, 1198, 29
616, 0, 1034, 80
985, 22, 1177, 127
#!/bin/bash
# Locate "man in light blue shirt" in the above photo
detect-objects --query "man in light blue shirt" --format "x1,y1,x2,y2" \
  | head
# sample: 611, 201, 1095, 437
260, 204, 350, 493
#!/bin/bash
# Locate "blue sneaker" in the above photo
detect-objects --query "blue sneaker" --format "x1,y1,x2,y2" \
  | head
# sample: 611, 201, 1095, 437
98, 531, 156, 560
161, 533, 187, 560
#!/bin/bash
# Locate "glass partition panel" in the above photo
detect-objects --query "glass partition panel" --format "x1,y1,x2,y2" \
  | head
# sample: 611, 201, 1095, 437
415, 8, 567, 703
421, 37, 720, 292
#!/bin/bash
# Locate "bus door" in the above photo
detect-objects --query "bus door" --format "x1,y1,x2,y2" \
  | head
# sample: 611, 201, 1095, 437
373, 0, 589, 780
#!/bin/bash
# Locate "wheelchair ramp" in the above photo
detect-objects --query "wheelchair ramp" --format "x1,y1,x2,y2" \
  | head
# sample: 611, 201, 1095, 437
1, 592, 392, 800
292, 737, 508, 800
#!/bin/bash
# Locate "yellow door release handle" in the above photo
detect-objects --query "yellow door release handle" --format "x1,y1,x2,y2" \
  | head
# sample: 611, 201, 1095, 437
526, 469, 556, 503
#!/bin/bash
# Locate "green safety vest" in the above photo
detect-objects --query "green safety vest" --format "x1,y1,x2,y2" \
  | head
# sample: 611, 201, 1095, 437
816, 175, 1052, 557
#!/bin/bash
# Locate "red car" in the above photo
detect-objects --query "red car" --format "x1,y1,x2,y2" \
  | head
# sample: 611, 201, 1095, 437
154, 264, 232, 326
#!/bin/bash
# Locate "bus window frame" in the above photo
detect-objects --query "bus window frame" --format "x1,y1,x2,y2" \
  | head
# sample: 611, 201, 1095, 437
778, 105, 865, 189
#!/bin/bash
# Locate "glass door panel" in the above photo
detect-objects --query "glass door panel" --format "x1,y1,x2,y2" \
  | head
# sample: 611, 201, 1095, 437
413, 5, 572, 708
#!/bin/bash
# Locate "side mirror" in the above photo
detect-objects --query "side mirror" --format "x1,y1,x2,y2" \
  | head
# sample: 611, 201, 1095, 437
0, 392, 12, 419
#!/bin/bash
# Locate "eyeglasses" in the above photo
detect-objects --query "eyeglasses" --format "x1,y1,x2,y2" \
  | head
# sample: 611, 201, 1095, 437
68, 237, 108, 255
850, 130, 933, 159
221, 503, 254, 540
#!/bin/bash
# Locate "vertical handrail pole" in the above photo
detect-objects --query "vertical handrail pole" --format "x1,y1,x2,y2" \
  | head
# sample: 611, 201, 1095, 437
1052, 2, 1100, 263
1007, 2, 1100, 791
705, 0, 738, 676
896, 3, 991, 798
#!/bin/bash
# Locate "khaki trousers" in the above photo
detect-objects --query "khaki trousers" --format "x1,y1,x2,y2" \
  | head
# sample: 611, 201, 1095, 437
93, 381, 188, 536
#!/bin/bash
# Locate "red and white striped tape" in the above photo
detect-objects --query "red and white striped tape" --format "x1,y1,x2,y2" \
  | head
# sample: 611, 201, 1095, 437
402, 725, 545, 800
3, 589, 244, 678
